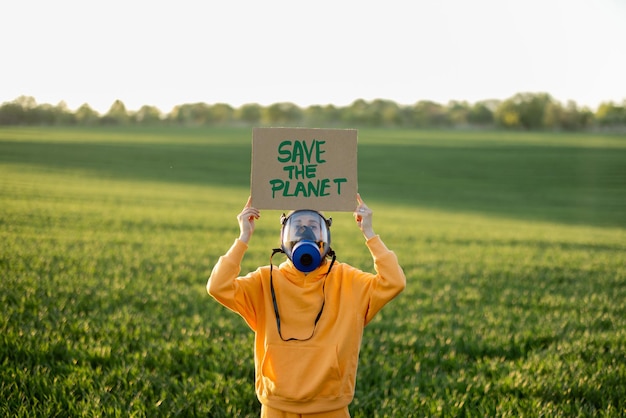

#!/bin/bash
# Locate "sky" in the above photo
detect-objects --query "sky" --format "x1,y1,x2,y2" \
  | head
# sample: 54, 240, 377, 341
1, 0, 625, 114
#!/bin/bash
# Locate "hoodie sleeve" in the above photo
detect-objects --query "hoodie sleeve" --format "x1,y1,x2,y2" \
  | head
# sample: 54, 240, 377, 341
360, 235, 406, 325
207, 239, 261, 330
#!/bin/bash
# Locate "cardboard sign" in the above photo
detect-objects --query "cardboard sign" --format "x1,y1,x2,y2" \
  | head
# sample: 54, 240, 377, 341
251, 127, 357, 211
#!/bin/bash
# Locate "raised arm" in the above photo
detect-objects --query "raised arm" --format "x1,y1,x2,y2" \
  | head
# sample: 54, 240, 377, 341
207, 197, 260, 316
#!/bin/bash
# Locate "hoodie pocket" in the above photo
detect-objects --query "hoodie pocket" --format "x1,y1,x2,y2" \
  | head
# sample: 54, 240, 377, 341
261, 344, 342, 402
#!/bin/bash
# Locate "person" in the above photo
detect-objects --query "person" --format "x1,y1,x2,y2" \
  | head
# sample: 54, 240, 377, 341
207, 194, 406, 418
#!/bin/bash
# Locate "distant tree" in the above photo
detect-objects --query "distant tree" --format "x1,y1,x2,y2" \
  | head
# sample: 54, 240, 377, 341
209, 103, 234, 125
340, 99, 367, 126
494, 99, 521, 128
499, 92, 554, 130
75, 103, 100, 125
447, 101, 470, 126
34, 103, 57, 125
322, 104, 342, 126
576, 105, 595, 130
168, 104, 190, 124
53, 101, 76, 125
410, 100, 448, 127
0, 101, 26, 125
371, 99, 403, 127
167, 102, 212, 125
0, 96, 38, 125
304, 104, 341, 126
14, 95, 38, 110
26, 101, 76, 125
541, 100, 586, 131
596, 101, 626, 127
102, 99, 130, 125
133, 105, 162, 125
358, 100, 384, 127
263, 102, 303, 125
303, 105, 327, 126
542, 100, 562, 130
236, 103, 262, 125
467, 101, 495, 126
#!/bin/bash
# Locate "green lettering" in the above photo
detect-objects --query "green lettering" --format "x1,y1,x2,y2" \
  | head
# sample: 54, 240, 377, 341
292, 140, 304, 164
315, 140, 326, 163
283, 165, 295, 179
302, 140, 312, 163
307, 179, 320, 197
333, 178, 347, 194
319, 178, 330, 196
269, 179, 284, 198
294, 181, 307, 197
277, 140, 292, 163
305, 164, 317, 178
283, 180, 296, 196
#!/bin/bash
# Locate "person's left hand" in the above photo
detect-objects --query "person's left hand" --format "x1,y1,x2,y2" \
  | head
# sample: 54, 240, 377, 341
354, 193, 375, 239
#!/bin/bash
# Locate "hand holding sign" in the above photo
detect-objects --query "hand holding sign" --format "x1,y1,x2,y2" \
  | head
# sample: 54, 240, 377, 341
237, 196, 260, 244
354, 193, 375, 240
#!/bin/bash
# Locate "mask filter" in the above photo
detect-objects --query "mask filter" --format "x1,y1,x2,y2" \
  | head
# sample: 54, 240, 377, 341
291, 241, 322, 272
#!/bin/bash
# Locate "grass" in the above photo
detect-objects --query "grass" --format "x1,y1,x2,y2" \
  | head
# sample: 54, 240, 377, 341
1, 126, 625, 417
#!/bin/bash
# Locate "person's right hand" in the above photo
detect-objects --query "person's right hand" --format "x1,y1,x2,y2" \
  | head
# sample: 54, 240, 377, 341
354, 193, 375, 239
237, 196, 260, 243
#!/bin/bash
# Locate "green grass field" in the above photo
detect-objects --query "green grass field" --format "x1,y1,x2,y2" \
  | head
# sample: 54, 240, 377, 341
1, 126, 625, 417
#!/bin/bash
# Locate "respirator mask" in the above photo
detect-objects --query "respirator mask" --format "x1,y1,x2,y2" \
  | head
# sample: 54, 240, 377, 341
279, 210, 332, 273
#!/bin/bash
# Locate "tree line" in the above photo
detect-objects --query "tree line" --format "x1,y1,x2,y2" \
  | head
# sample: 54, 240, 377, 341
1, 93, 625, 131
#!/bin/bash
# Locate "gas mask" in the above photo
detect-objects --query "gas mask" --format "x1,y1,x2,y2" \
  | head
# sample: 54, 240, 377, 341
279, 210, 332, 273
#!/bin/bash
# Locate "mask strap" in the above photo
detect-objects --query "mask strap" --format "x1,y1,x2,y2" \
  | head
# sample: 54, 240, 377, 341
269, 248, 326, 342
269, 248, 285, 339
325, 248, 336, 276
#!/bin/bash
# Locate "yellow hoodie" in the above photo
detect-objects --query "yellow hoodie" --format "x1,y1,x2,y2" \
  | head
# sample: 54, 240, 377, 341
207, 235, 406, 414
